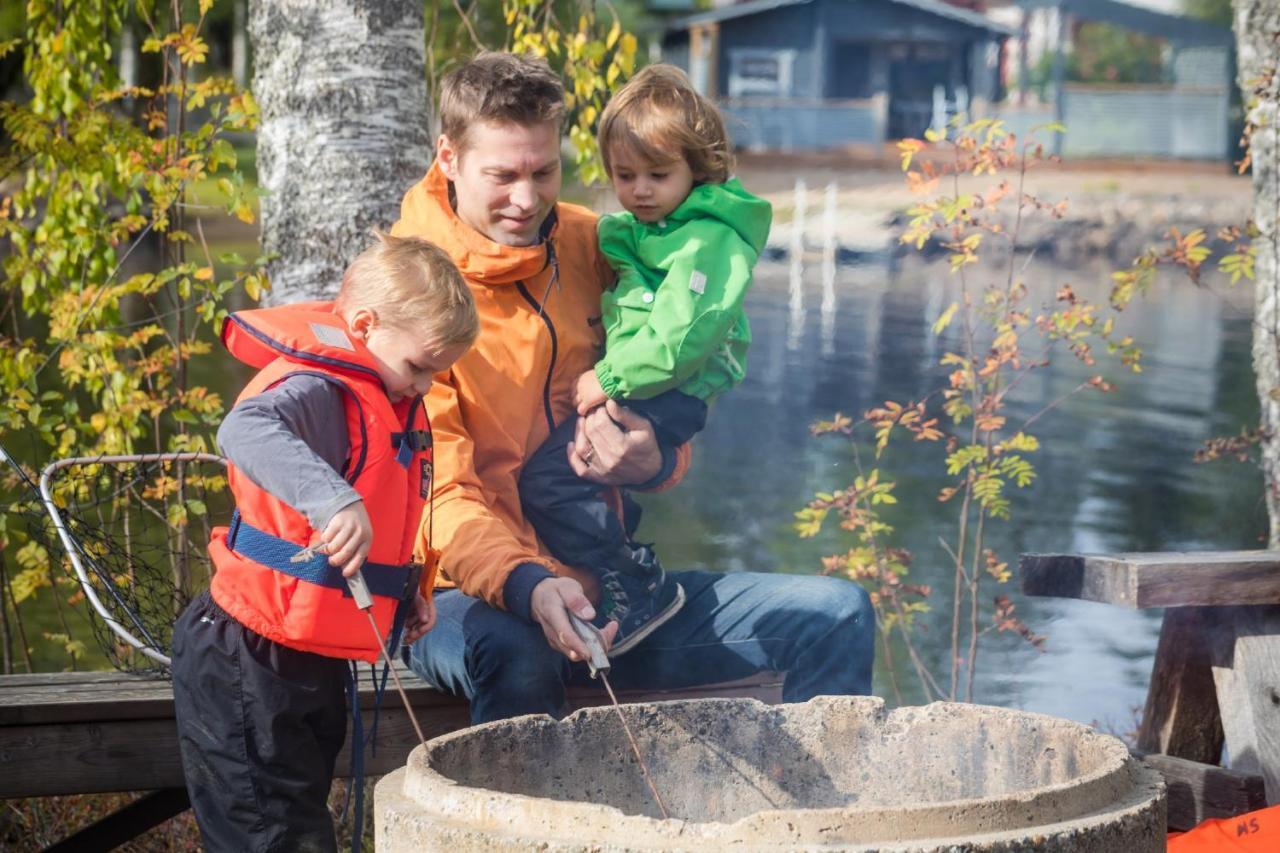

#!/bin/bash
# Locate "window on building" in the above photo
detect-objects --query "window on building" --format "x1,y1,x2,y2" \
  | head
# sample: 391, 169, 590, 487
832, 43, 874, 99
728, 48, 795, 98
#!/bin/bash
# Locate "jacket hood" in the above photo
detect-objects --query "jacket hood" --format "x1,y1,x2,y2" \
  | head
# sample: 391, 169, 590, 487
393, 162, 556, 286
666, 178, 772, 254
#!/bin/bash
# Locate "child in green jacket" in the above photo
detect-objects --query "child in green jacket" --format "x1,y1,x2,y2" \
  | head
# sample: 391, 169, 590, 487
518, 64, 772, 655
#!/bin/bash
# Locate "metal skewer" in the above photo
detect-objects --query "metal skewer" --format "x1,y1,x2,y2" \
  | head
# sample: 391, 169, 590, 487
343, 568, 428, 746
569, 612, 670, 820
299, 543, 429, 747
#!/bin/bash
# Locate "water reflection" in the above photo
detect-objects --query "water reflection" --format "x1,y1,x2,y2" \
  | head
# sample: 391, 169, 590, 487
639, 252, 1261, 729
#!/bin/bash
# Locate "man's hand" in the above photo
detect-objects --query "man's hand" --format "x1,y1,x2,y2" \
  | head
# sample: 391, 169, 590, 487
402, 592, 436, 645
319, 501, 373, 578
574, 369, 609, 415
566, 399, 662, 486
529, 576, 618, 661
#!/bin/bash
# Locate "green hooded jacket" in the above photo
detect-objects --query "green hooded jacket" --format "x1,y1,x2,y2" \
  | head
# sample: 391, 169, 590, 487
595, 178, 772, 403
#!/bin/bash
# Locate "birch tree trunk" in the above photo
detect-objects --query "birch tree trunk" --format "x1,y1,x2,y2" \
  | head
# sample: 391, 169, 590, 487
249, 0, 430, 303
1236, 0, 1280, 545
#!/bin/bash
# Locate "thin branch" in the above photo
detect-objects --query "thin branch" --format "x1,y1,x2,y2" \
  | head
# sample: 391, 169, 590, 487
1020, 380, 1090, 431
451, 0, 485, 52
31, 218, 159, 380
879, 629, 903, 705
965, 511, 987, 703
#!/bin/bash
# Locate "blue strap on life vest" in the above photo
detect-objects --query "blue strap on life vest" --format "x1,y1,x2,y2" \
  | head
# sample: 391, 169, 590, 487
342, 661, 366, 853
226, 510, 422, 601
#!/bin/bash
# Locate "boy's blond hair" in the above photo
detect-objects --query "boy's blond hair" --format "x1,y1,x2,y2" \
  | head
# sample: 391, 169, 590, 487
439, 52, 565, 156
598, 64, 733, 184
336, 233, 478, 347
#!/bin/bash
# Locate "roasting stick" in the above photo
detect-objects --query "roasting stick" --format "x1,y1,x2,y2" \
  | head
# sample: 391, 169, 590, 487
292, 544, 428, 746
570, 613, 671, 820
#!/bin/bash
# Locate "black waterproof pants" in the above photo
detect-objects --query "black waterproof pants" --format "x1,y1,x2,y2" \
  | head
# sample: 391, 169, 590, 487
171, 591, 348, 853
519, 389, 707, 570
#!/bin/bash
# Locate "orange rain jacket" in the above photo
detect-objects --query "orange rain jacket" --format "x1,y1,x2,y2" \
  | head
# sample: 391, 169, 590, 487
209, 303, 433, 662
392, 163, 688, 609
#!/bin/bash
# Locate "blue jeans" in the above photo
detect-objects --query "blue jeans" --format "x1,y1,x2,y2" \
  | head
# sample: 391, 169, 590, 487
405, 569, 875, 723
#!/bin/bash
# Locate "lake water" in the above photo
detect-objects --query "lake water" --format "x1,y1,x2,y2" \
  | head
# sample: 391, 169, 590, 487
639, 250, 1262, 733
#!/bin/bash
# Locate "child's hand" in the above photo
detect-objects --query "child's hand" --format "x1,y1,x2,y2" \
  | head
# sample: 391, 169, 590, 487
574, 369, 609, 415
320, 501, 373, 578
402, 592, 436, 645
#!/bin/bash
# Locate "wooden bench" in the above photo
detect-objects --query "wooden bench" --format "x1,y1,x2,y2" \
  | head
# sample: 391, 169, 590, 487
0, 666, 782, 849
1022, 551, 1279, 831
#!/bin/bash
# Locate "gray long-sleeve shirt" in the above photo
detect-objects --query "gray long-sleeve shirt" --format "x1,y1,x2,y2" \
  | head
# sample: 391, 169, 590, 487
217, 374, 361, 529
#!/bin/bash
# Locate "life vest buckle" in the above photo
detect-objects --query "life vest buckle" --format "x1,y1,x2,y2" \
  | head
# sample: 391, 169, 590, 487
393, 430, 433, 452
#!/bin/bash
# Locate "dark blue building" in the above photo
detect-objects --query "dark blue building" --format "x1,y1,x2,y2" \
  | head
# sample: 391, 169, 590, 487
663, 0, 1016, 149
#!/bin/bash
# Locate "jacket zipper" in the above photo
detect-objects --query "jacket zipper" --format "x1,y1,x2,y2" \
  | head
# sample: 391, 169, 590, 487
517, 280, 558, 433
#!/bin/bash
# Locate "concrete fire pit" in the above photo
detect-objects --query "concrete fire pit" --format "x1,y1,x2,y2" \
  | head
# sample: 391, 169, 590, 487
375, 696, 1165, 851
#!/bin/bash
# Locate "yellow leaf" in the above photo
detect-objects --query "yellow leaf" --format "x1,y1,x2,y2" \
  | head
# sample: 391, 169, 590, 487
932, 302, 958, 335
195, 266, 213, 281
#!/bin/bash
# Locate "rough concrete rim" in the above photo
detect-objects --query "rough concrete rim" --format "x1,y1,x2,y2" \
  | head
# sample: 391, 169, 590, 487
381, 696, 1165, 849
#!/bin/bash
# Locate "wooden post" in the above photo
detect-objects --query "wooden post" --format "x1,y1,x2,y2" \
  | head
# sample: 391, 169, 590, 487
1209, 605, 1280, 803
1136, 606, 1225, 764
706, 22, 720, 99
1051, 3, 1067, 155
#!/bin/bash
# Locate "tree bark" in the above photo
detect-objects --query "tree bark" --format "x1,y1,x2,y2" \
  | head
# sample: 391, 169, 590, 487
1237, 1, 1280, 545
249, 0, 430, 304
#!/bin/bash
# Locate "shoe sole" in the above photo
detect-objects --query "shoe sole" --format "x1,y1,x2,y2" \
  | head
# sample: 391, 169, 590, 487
608, 581, 686, 657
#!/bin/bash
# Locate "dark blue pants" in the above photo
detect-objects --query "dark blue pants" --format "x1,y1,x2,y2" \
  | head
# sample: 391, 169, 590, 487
405, 569, 876, 724
518, 390, 707, 571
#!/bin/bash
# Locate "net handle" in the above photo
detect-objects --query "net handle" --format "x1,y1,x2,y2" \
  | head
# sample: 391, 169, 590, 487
37, 452, 228, 667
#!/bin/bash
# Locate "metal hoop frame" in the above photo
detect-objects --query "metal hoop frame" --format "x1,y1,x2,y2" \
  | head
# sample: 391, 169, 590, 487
36, 452, 228, 667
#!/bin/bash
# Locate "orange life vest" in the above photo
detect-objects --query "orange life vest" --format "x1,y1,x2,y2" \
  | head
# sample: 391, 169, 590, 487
1168, 803, 1280, 851
208, 301, 435, 662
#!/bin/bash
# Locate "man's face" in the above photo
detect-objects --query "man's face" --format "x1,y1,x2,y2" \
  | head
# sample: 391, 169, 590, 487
437, 119, 562, 247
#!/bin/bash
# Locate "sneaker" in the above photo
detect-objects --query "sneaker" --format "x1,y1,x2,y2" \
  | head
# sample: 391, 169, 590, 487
595, 543, 685, 657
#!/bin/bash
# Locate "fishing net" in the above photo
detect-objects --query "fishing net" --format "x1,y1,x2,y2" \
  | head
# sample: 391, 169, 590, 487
1, 446, 230, 672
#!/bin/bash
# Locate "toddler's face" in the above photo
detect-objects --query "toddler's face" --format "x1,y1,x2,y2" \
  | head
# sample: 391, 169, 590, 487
359, 321, 469, 403
608, 146, 695, 224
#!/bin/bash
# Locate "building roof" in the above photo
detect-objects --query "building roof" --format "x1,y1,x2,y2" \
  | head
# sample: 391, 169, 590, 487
670, 0, 1019, 36
1013, 0, 1231, 45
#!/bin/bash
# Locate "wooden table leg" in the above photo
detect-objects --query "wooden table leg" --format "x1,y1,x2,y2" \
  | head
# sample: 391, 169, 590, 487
1136, 606, 1225, 764
1209, 604, 1280, 804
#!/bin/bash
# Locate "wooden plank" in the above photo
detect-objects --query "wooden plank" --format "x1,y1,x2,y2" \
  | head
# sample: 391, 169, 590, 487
1135, 607, 1225, 763
0, 670, 782, 797
1138, 752, 1267, 831
1209, 605, 1280, 804
1019, 553, 1088, 600
43, 788, 191, 853
1021, 551, 1280, 609
0, 718, 185, 797
0, 667, 785, 725
0, 664, 460, 726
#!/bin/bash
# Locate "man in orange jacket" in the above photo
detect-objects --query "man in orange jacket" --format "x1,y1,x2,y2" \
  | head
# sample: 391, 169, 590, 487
393, 52, 876, 723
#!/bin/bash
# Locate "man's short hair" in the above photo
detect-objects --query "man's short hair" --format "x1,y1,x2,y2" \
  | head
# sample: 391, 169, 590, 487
337, 232, 479, 348
598, 64, 734, 185
438, 52, 566, 154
